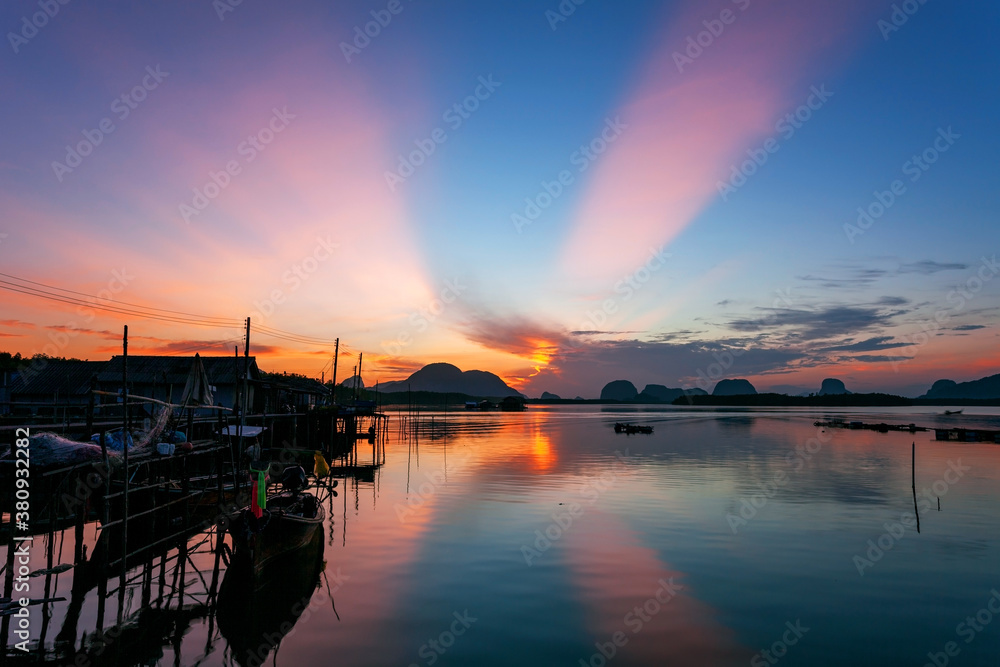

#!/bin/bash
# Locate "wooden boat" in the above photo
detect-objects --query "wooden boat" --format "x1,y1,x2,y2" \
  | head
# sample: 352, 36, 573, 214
943, 409, 963, 416
614, 422, 653, 435
227, 466, 325, 580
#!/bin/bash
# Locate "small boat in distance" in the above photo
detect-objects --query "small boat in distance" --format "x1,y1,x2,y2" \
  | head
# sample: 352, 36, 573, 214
614, 422, 653, 435
943, 409, 964, 416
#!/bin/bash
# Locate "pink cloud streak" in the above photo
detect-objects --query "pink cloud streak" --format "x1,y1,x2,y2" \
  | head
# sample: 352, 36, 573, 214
561, 0, 879, 284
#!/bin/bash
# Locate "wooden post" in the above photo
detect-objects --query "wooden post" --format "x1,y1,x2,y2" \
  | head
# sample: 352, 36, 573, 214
75, 501, 86, 564
87, 374, 96, 435
911, 441, 921, 533
232, 345, 240, 496
182, 449, 190, 538
118, 325, 129, 622
95, 571, 107, 631
100, 430, 109, 525
216, 444, 225, 509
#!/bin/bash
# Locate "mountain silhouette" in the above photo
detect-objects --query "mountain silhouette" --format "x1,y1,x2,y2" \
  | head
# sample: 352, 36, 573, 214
818, 378, 851, 395
712, 379, 757, 396
920, 373, 1000, 399
377, 363, 520, 397
637, 384, 681, 402
339, 374, 364, 388
634, 384, 706, 402
601, 380, 638, 401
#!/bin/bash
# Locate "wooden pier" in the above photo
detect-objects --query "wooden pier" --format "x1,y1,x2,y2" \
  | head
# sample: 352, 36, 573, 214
0, 406, 386, 662
814, 419, 1000, 443
814, 419, 928, 433
932, 427, 1000, 443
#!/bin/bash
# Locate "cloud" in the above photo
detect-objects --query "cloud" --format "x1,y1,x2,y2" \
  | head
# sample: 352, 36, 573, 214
48, 324, 119, 338
92, 339, 280, 356
951, 324, 985, 331
559, 0, 880, 285
368, 357, 427, 378
797, 269, 889, 289
516, 332, 807, 398
727, 305, 901, 339
817, 336, 912, 353
898, 260, 969, 274
459, 311, 569, 365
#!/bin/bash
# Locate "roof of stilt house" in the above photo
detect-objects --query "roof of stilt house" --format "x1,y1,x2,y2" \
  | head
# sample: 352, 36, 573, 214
97, 356, 262, 385
9, 359, 105, 396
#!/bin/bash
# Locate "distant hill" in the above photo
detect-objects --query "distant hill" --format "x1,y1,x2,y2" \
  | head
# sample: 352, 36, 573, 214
636, 384, 681, 402
818, 378, 851, 396
678, 393, 912, 407
712, 379, 757, 396
601, 380, 638, 401
377, 363, 520, 397
339, 374, 364, 388
635, 384, 708, 403
595, 381, 708, 403
920, 374, 1000, 400
540, 391, 561, 400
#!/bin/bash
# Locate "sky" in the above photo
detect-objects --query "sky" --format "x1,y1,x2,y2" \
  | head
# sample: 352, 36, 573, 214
1, 0, 998, 398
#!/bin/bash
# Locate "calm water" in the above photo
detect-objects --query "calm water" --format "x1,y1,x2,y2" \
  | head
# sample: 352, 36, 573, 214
6, 406, 1000, 666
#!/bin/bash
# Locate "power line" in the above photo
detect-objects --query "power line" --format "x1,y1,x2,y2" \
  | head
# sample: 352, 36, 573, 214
0, 272, 240, 325
0, 272, 349, 352
0, 281, 234, 328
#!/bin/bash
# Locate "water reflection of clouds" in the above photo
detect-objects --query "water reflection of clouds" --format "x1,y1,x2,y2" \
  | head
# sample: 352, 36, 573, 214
562, 511, 750, 665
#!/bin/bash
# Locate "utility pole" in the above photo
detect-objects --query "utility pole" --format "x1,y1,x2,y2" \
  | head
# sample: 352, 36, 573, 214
356, 352, 363, 401
331, 338, 339, 403
239, 317, 250, 444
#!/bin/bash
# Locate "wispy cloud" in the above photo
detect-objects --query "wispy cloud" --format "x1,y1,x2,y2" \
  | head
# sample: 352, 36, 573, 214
728, 304, 903, 339
851, 354, 909, 363
817, 336, 912, 352
898, 260, 969, 274
0, 320, 36, 329
797, 269, 889, 289
459, 310, 569, 368
560, 0, 880, 285
91, 338, 277, 356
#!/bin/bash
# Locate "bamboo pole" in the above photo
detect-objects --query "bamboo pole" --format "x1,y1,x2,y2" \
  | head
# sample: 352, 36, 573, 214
911, 441, 921, 533
118, 325, 129, 622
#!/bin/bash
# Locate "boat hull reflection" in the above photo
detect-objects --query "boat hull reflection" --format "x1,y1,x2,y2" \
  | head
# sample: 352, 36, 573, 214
217, 527, 326, 667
